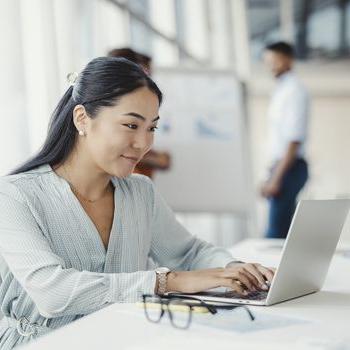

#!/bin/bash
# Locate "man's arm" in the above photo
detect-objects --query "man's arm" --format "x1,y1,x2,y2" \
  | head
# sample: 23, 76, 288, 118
138, 150, 171, 170
261, 141, 300, 198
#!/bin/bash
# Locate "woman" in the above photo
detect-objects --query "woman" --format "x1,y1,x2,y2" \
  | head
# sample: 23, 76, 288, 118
0, 57, 274, 349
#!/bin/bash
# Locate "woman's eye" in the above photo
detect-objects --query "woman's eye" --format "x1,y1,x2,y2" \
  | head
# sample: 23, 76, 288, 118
124, 124, 138, 130
123, 124, 158, 132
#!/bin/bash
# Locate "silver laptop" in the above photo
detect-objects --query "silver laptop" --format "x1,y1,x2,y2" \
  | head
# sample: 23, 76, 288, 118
169, 199, 350, 306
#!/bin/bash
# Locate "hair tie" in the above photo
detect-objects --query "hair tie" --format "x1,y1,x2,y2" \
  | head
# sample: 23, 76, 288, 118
66, 72, 79, 86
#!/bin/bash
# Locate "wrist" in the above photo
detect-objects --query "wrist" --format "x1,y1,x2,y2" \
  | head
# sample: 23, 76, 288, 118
166, 271, 179, 292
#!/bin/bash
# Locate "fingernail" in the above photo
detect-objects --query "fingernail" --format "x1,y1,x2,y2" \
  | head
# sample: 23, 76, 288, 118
261, 284, 268, 290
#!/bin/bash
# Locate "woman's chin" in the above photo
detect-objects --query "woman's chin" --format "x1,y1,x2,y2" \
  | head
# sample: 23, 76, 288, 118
112, 167, 135, 179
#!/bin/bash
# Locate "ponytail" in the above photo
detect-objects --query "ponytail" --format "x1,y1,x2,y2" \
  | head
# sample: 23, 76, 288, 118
10, 86, 76, 174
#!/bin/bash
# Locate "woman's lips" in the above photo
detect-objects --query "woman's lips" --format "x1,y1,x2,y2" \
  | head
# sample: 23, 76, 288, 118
121, 155, 139, 164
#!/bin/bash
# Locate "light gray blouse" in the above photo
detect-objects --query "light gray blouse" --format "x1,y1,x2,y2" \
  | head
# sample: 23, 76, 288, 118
0, 164, 235, 349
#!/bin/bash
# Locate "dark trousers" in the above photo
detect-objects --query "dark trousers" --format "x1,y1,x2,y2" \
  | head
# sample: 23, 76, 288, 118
265, 159, 308, 239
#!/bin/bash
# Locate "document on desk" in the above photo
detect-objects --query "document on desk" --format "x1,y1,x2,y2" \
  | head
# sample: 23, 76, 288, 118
192, 309, 308, 333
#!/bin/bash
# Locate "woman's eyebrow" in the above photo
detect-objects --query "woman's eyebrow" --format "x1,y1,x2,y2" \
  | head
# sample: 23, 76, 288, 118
123, 112, 160, 122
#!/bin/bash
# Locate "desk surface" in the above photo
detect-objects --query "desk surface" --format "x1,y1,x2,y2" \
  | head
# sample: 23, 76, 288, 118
25, 239, 350, 350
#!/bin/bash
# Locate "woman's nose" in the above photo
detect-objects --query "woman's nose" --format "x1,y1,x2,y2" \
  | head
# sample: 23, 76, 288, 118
132, 131, 153, 151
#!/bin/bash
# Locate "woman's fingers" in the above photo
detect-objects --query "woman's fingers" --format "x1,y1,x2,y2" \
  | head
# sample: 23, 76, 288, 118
223, 279, 247, 295
256, 265, 275, 283
221, 267, 260, 291
233, 271, 255, 291
224, 263, 274, 290
214, 263, 276, 293
239, 269, 262, 290
242, 264, 268, 288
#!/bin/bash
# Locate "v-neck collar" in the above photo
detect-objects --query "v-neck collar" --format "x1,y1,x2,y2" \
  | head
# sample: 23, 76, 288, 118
43, 164, 120, 266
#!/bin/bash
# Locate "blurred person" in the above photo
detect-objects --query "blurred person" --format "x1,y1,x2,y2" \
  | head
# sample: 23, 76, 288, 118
107, 47, 170, 178
107, 47, 152, 74
0, 57, 274, 349
261, 41, 309, 239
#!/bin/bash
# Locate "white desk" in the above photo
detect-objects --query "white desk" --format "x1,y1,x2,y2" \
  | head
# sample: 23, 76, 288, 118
25, 239, 350, 350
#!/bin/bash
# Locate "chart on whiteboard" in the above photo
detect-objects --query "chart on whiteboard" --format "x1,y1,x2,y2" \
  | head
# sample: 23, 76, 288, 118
154, 71, 241, 145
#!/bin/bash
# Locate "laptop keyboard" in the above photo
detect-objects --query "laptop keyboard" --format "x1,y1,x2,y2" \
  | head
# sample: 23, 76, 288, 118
230, 290, 268, 300
203, 290, 268, 301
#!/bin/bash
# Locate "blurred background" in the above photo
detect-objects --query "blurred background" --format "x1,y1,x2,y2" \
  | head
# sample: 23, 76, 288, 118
1, 0, 349, 247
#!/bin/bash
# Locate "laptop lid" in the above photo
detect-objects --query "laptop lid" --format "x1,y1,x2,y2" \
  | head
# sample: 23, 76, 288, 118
266, 199, 350, 305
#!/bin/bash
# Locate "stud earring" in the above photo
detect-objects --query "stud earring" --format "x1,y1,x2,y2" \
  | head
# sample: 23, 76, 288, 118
78, 130, 85, 136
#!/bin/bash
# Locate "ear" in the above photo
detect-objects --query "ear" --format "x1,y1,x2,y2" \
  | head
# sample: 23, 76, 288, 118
72, 105, 88, 134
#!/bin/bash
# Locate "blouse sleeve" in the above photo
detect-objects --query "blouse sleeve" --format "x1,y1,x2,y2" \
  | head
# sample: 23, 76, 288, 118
149, 181, 236, 270
0, 180, 156, 319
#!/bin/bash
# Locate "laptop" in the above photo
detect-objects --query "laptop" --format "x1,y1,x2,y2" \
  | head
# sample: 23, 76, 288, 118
169, 199, 350, 306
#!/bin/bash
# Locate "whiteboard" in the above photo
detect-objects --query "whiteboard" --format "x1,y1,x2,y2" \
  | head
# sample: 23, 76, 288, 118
152, 68, 253, 215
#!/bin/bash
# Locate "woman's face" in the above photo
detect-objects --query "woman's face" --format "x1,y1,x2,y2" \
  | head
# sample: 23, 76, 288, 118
79, 86, 160, 178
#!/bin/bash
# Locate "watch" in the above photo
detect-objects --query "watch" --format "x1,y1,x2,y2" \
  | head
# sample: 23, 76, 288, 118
155, 267, 171, 295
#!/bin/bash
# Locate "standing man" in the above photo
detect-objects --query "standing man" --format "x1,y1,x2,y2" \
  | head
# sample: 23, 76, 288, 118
261, 41, 309, 239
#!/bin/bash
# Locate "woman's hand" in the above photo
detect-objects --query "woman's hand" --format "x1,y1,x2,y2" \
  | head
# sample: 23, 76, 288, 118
167, 263, 275, 295
226, 262, 275, 290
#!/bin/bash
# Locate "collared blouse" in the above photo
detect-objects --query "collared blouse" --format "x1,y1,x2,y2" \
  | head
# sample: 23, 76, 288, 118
0, 164, 234, 349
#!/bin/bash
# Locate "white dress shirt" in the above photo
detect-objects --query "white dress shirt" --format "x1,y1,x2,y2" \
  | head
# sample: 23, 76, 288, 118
267, 70, 309, 164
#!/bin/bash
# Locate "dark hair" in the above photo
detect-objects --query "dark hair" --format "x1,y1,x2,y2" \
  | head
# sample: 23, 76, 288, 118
10, 56, 162, 175
265, 41, 294, 58
107, 48, 151, 69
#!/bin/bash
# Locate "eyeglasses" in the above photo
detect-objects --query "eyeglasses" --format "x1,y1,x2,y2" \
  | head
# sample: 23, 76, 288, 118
142, 294, 255, 330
